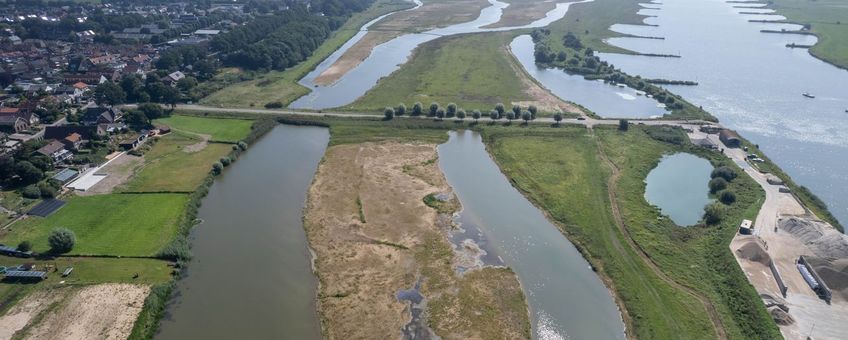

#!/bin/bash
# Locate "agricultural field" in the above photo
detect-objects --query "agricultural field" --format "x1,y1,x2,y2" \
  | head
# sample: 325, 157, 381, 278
344, 32, 576, 115
484, 124, 779, 339
123, 132, 232, 192
200, 0, 416, 108
155, 115, 253, 143
0, 193, 187, 256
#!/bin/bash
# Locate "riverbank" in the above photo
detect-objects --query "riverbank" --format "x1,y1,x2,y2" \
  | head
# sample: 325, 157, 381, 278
764, 0, 848, 70
304, 131, 530, 338
200, 0, 416, 108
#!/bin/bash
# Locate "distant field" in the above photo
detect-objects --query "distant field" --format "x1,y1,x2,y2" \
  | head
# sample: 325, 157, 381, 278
200, 0, 415, 108
0, 194, 187, 256
769, 0, 848, 69
485, 125, 779, 339
124, 132, 232, 192
343, 33, 533, 113
155, 115, 252, 143
0, 257, 172, 285
542, 0, 646, 54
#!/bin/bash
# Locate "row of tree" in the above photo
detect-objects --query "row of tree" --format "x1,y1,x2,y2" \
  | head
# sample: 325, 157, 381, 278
382, 102, 565, 124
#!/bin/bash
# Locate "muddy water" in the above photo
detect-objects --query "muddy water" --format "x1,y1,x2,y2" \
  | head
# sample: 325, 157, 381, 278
438, 130, 624, 340
155, 125, 329, 340
644, 153, 714, 226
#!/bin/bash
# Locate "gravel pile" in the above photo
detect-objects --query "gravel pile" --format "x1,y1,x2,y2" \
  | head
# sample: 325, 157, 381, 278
778, 216, 848, 259
736, 241, 771, 265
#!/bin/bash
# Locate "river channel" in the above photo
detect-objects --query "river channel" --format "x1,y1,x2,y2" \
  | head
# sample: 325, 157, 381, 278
155, 125, 328, 339
290, 0, 593, 109
438, 130, 625, 340
596, 0, 848, 227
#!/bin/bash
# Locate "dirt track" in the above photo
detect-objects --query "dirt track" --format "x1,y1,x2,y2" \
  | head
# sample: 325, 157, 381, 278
304, 142, 529, 339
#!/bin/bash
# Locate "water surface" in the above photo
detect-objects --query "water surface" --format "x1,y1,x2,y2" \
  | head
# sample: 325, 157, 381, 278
510, 35, 667, 118
596, 0, 848, 226
156, 125, 329, 339
644, 153, 713, 226
438, 130, 624, 340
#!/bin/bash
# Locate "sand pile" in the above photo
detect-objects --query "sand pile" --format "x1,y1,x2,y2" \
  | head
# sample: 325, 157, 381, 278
779, 216, 848, 259
736, 241, 771, 265
769, 307, 795, 325
806, 257, 848, 301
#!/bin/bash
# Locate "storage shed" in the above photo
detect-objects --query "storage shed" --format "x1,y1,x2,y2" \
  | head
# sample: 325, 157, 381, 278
719, 129, 742, 148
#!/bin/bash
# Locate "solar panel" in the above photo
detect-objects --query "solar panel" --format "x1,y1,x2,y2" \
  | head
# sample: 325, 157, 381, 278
4, 270, 47, 278
27, 199, 66, 217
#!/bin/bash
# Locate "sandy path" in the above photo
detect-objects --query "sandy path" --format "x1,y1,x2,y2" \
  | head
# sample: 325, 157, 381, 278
23, 284, 150, 340
78, 154, 144, 195
0, 289, 65, 340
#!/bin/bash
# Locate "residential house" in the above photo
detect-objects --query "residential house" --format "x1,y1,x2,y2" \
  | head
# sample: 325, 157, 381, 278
0, 116, 27, 133
36, 140, 72, 162
44, 125, 106, 140
82, 105, 122, 126
164, 71, 185, 86
61, 132, 84, 150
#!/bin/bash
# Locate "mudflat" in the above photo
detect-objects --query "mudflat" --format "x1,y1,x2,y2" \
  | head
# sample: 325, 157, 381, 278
304, 142, 529, 339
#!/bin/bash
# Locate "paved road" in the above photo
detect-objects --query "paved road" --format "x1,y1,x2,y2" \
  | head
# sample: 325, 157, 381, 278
133, 104, 718, 129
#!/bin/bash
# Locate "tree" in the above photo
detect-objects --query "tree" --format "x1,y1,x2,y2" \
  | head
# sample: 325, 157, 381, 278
495, 103, 505, 115
446, 103, 457, 117
557, 51, 567, 62
396, 103, 406, 116
435, 108, 446, 120
125, 110, 150, 130
412, 102, 423, 116
93, 81, 126, 105
456, 109, 466, 122
709, 177, 728, 194
618, 119, 629, 131
554, 113, 563, 126
137, 103, 165, 120
48, 228, 76, 253
14, 161, 43, 184
719, 190, 736, 205
703, 203, 724, 225
177, 76, 198, 92
521, 111, 532, 124
384, 107, 395, 120
16, 240, 32, 252
506, 111, 515, 122
528, 105, 538, 118
489, 110, 500, 123
472, 110, 481, 123
711, 166, 737, 182
512, 104, 521, 117
429, 102, 440, 117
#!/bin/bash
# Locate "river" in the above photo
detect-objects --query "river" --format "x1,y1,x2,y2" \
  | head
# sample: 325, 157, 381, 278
290, 0, 593, 109
155, 125, 329, 339
596, 0, 848, 227
438, 130, 625, 340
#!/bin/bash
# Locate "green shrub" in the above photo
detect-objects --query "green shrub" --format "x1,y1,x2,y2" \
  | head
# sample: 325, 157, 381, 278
711, 166, 737, 182
719, 190, 736, 205
703, 203, 724, 225
16, 240, 32, 252
22, 185, 40, 199
264, 101, 283, 109
709, 177, 728, 194
48, 228, 76, 253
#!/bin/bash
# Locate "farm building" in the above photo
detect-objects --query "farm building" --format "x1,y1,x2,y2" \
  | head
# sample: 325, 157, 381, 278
719, 129, 742, 148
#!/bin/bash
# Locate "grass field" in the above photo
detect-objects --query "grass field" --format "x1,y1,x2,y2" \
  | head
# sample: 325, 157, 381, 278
542, 0, 646, 54
328, 118, 450, 145
343, 32, 534, 113
200, 0, 415, 108
484, 125, 779, 339
769, 0, 848, 69
154, 115, 253, 143
0, 194, 187, 256
124, 132, 232, 192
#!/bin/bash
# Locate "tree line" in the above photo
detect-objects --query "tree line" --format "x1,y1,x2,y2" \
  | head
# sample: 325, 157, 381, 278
381, 102, 566, 125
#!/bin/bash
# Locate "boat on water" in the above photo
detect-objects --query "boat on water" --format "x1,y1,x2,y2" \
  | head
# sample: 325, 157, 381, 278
802, 92, 815, 98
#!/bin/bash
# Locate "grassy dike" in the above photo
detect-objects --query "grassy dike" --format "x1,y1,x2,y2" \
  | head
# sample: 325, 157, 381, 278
200, 0, 415, 108
127, 118, 278, 340
767, 0, 848, 70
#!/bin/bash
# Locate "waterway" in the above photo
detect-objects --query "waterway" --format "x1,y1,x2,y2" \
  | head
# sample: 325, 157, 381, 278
644, 153, 714, 226
155, 125, 329, 339
596, 0, 848, 227
438, 130, 625, 340
510, 35, 667, 118
290, 0, 593, 109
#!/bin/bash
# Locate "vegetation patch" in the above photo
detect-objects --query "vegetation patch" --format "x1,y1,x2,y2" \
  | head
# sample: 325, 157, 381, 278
1, 193, 188, 256
123, 132, 232, 192
154, 115, 253, 143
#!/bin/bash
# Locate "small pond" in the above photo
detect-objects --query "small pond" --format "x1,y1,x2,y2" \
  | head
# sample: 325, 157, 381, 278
644, 153, 713, 226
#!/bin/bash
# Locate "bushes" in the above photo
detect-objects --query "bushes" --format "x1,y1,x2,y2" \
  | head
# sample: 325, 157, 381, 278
711, 166, 737, 182
719, 190, 737, 205
48, 227, 76, 254
644, 126, 685, 145
708, 177, 728, 194
264, 101, 284, 109
703, 202, 725, 225
22, 185, 41, 199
